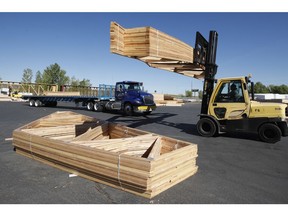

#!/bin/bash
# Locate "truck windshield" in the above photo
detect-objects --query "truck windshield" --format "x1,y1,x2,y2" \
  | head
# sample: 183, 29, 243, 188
124, 83, 141, 91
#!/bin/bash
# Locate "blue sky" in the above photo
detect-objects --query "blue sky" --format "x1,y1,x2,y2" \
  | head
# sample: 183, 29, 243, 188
0, 12, 288, 94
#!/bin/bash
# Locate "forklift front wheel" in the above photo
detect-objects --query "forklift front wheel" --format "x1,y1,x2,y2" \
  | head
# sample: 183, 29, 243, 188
258, 123, 281, 143
197, 118, 217, 137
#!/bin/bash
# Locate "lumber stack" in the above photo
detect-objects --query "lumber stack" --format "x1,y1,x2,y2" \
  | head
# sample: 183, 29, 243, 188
110, 21, 205, 79
13, 111, 198, 199
44, 91, 81, 96
153, 93, 184, 106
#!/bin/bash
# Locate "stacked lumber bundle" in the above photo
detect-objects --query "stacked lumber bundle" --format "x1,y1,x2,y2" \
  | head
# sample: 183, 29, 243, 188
110, 22, 205, 79
44, 91, 81, 96
153, 93, 184, 106
13, 111, 198, 199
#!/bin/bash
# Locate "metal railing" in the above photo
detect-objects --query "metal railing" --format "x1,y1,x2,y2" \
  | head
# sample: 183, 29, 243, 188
0, 81, 115, 97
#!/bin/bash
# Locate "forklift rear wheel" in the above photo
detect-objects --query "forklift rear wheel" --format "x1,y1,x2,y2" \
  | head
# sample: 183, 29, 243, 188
258, 123, 281, 143
197, 118, 217, 137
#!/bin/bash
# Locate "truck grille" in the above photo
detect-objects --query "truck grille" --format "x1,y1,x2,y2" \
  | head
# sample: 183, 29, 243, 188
143, 95, 154, 105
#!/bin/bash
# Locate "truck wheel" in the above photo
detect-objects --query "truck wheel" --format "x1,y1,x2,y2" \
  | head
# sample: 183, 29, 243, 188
29, 99, 35, 107
34, 100, 42, 107
197, 118, 217, 137
94, 102, 103, 112
87, 102, 94, 111
258, 123, 281, 143
124, 103, 133, 116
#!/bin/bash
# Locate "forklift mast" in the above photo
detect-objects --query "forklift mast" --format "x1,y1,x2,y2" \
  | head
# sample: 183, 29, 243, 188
194, 31, 218, 115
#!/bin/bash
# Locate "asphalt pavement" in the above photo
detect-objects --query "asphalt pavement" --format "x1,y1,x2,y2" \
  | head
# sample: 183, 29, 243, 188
0, 101, 288, 204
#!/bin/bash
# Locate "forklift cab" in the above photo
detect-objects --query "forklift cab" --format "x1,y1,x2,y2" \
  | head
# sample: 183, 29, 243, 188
208, 77, 250, 120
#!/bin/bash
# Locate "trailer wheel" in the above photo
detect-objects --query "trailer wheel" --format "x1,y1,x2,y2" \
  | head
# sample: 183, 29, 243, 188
124, 103, 133, 116
29, 99, 35, 107
93, 102, 103, 112
34, 100, 42, 107
197, 118, 217, 137
87, 102, 94, 111
258, 123, 281, 143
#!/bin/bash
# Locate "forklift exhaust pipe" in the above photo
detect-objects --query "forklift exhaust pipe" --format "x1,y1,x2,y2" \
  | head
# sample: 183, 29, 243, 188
251, 82, 255, 100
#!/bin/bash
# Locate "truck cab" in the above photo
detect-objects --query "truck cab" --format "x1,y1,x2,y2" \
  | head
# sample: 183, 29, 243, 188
104, 81, 156, 115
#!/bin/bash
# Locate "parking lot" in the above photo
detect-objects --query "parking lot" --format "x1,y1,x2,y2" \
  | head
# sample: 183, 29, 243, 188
0, 101, 288, 204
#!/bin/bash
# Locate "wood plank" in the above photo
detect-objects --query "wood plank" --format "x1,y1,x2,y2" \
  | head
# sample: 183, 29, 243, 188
72, 122, 109, 141
21, 125, 75, 137
147, 137, 162, 159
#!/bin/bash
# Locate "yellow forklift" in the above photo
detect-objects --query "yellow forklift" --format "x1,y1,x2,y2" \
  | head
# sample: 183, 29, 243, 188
110, 23, 288, 143
195, 31, 288, 143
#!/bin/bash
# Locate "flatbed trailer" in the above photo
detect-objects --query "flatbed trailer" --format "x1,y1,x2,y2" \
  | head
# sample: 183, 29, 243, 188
23, 95, 113, 107
23, 81, 156, 115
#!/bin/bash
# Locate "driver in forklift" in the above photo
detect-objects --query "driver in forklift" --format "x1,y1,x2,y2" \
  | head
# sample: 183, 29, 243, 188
229, 83, 239, 101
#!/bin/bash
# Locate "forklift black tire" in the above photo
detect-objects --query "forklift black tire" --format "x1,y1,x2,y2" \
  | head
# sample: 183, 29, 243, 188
34, 100, 42, 107
29, 99, 35, 107
258, 123, 281, 143
197, 118, 217, 137
124, 103, 133, 116
94, 102, 103, 112
87, 102, 94, 111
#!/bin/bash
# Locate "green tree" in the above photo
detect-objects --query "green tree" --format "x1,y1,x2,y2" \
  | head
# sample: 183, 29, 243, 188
35, 70, 43, 83
70, 77, 91, 87
185, 90, 192, 97
269, 84, 288, 94
278, 84, 288, 94
253, 82, 269, 93
22, 68, 33, 83
79, 78, 91, 87
42, 63, 69, 88
70, 76, 79, 87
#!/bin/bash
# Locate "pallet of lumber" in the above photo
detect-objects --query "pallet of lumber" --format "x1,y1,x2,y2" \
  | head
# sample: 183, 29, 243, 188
152, 93, 184, 106
12, 111, 198, 199
110, 21, 205, 79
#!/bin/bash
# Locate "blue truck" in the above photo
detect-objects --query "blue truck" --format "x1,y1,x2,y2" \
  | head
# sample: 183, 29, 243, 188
22, 81, 156, 115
